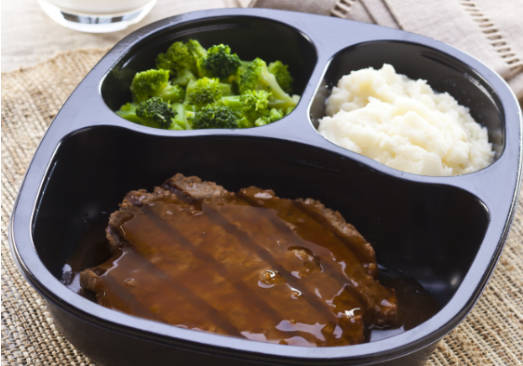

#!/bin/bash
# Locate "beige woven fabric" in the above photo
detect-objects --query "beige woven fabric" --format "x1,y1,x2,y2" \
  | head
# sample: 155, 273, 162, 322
1, 50, 522, 365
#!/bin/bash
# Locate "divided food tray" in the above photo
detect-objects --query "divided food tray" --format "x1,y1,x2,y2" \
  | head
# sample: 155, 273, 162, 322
9, 8, 522, 366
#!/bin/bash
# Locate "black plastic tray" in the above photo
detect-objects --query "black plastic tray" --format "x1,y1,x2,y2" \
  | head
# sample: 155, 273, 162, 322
9, 8, 522, 366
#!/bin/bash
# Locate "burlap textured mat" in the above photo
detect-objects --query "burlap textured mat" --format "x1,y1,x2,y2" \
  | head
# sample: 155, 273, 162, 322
1, 49, 522, 365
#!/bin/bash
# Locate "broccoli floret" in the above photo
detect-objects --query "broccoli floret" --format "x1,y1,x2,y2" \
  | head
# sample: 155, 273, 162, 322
156, 41, 194, 73
116, 102, 142, 123
204, 44, 241, 80
171, 69, 196, 87
135, 97, 174, 128
236, 58, 299, 110
268, 60, 293, 94
118, 98, 175, 128
130, 69, 184, 103
268, 107, 284, 121
219, 90, 271, 126
186, 39, 207, 78
155, 39, 207, 78
193, 105, 238, 129
186, 77, 231, 107
170, 103, 194, 130
254, 108, 285, 126
130, 69, 168, 102
159, 83, 184, 103
241, 90, 270, 118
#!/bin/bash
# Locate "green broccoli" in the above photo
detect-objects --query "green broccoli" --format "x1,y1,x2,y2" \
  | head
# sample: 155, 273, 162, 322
186, 39, 207, 78
155, 39, 207, 78
240, 90, 270, 118
218, 90, 271, 126
192, 105, 239, 129
185, 77, 231, 107
155, 41, 194, 74
116, 102, 142, 123
130, 69, 184, 103
254, 108, 284, 126
171, 69, 196, 87
117, 39, 300, 130
135, 97, 174, 128
204, 44, 241, 80
236, 58, 299, 110
170, 103, 194, 130
268, 60, 293, 94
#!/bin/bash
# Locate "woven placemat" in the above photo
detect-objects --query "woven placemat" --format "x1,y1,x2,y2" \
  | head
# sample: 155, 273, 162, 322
1, 49, 522, 366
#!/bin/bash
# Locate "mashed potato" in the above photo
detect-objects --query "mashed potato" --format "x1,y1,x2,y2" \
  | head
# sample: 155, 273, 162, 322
318, 64, 494, 176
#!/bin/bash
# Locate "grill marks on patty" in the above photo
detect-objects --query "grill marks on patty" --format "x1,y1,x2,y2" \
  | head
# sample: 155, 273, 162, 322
80, 174, 398, 346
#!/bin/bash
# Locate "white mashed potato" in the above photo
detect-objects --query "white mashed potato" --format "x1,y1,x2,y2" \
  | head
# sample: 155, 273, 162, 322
318, 64, 494, 176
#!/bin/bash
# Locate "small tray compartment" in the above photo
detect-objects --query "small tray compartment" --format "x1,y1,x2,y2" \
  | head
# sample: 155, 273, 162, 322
309, 41, 505, 159
101, 16, 317, 113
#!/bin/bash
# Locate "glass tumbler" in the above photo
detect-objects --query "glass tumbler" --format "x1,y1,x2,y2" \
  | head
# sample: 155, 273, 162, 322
38, 0, 157, 33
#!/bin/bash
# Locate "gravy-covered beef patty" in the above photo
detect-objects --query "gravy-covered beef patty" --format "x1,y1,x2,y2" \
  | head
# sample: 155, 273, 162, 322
80, 174, 397, 346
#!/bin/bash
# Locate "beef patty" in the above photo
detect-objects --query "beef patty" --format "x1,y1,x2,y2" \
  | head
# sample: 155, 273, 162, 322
80, 174, 397, 346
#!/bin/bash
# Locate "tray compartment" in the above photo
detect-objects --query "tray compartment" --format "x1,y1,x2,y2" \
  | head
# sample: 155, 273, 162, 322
33, 126, 488, 309
101, 16, 317, 114
309, 40, 505, 160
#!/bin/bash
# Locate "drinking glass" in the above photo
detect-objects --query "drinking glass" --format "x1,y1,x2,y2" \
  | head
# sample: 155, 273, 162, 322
38, 0, 157, 33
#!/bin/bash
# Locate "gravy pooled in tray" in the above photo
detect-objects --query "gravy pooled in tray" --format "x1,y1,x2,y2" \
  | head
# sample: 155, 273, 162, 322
80, 174, 398, 346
